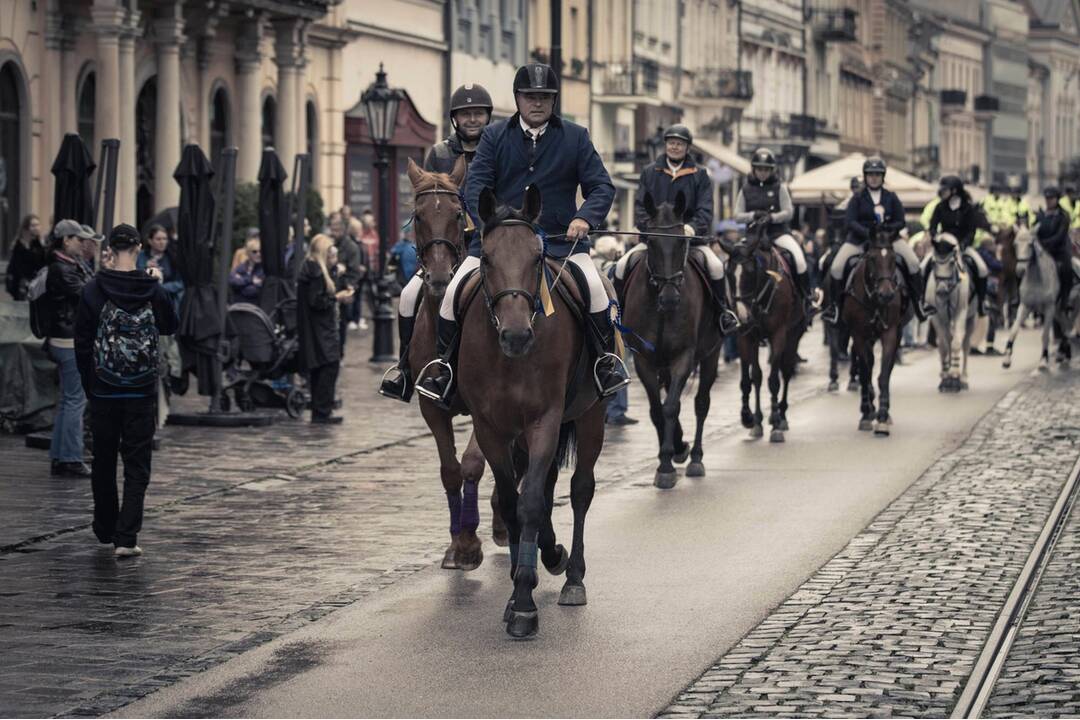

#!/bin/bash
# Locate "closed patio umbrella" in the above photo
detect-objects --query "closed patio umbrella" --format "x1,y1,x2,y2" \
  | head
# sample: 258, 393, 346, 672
257, 148, 292, 318
50, 133, 96, 226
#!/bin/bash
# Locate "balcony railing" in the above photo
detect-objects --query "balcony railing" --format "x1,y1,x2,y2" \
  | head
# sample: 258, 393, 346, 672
940, 89, 967, 107
789, 113, 820, 140
598, 60, 660, 96
974, 94, 1000, 112
808, 3, 857, 42
691, 69, 753, 101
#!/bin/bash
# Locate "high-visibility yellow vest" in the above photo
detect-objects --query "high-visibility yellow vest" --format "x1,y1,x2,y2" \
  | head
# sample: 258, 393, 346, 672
920, 197, 939, 230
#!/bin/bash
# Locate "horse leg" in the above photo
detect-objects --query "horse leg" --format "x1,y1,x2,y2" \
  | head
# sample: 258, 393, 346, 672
1002, 303, 1029, 369
935, 318, 950, 390
656, 354, 693, 489
638, 365, 670, 484
538, 460, 569, 576
420, 402, 463, 570
454, 432, 486, 570
1040, 307, 1054, 370
875, 329, 898, 436
857, 339, 876, 431
687, 350, 719, 478
767, 331, 786, 443
751, 354, 764, 439
828, 326, 840, 392
490, 485, 509, 547
738, 345, 754, 429
673, 417, 689, 464
470, 422, 520, 627
559, 403, 604, 607
961, 316, 974, 390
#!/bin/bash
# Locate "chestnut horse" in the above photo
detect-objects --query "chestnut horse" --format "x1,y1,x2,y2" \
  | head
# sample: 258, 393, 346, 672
719, 219, 806, 443
621, 191, 721, 489
840, 226, 909, 435
404, 158, 494, 571
457, 186, 606, 639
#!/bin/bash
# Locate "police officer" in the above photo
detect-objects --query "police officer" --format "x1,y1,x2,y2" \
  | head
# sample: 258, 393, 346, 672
613, 123, 739, 333
822, 157, 934, 323
733, 148, 814, 313
1036, 186, 1075, 312
926, 175, 992, 315
379, 84, 493, 402
417, 63, 625, 409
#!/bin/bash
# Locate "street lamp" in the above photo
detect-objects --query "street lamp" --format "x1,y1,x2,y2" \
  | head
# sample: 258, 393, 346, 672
361, 63, 404, 363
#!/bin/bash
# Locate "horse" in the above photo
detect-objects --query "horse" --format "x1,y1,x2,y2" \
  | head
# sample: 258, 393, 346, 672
819, 250, 859, 393
925, 233, 976, 392
997, 225, 1021, 329
719, 219, 806, 443
403, 157, 494, 572
456, 185, 607, 638
840, 225, 909, 436
620, 191, 722, 489
1001, 231, 1077, 370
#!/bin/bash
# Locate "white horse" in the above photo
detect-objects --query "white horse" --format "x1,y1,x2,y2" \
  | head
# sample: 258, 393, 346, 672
924, 233, 976, 391
1001, 230, 1077, 370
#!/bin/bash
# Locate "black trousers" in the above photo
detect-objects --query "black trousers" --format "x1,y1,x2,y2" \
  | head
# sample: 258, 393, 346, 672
309, 361, 340, 418
89, 397, 157, 548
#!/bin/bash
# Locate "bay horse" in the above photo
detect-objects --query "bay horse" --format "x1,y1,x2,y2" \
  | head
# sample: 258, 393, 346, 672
840, 225, 909, 435
457, 185, 606, 638
925, 233, 975, 392
621, 191, 721, 489
1001, 232, 1077, 370
404, 157, 496, 572
997, 225, 1021, 329
820, 250, 858, 393
719, 219, 806, 443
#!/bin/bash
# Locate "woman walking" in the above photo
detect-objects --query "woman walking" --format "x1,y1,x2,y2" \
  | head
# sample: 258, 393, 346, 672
297, 234, 353, 424
6, 214, 47, 300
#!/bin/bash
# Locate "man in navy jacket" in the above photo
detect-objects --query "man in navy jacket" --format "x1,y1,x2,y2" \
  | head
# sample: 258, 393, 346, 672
418, 62, 627, 409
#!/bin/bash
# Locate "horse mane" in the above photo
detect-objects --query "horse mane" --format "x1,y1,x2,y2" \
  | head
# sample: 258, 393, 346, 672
481, 201, 534, 232
412, 170, 460, 194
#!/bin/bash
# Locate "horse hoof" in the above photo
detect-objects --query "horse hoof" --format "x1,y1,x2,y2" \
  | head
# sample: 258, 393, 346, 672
506, 610, 539, 639
960, 381, 969, 391
778, 419, 790, 431
873, 421, 890, 437
828, 380, 839, 392
1002, 359, 1012, 369
491, 528, 510, 548
673, 446, 690, 464
455, 546, 484, 572
654, 470, 678, 489
503, 599, 513, 624
441, 546, 460, 570
749, 424, 764, 439
544, 544, 570, 576
558, 583, 587, 607
740, 411, 755, 429
686, 461, 706, 477
847, 380, 859, 392
769, 430, 785, 443
858, 418, 873, 432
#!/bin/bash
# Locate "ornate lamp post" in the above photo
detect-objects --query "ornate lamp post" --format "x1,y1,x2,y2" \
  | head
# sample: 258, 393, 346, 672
361, 64, 404, 363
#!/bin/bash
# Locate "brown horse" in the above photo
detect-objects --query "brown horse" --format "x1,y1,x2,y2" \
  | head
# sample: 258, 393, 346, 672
840, 226, 909, 435
621, 191, 721, 489
997, 224, 1021, 328
404, 157, 494, 571
719, 220, 806, 443
457, 185, 606, 638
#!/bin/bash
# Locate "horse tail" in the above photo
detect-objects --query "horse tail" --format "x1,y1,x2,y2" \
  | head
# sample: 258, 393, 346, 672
555, 421, 577, 470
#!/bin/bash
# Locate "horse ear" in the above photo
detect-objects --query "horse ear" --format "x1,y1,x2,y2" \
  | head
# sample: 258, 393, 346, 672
522, 184, 542, 223
673, 191, 688, 221
643, 192, 657, 219
478, 187, 497, 224
448, 154, 467, 189
406, 157, 425, 188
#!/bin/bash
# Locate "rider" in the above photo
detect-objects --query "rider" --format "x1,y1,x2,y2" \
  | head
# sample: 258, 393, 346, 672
732, 148, 815, 315
613, 123, 739, 333
926, 175, 992, 316
821, 156, 934, 324
379, 83, 493, 402
417, 62, 627, 409
1036, 186, 1076, 312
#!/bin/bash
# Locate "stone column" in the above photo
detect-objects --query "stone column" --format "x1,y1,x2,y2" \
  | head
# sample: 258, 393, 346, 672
154, 5, 185, 211
235, 19, 264, 183
274, 19, 305, 174
44, 6, 68, 217
117, 9, 140, 225
91, 5, 124, 157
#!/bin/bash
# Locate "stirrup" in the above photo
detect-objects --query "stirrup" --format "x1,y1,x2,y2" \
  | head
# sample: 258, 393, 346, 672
719, 309, 741, 334
594, 352, 631, 398
378, 365, 412, 403
416, 358, 453, 404
822, 303, 840, 325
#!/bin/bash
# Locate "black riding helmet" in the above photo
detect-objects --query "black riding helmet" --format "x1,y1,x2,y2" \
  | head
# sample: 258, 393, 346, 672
939, 175, 964, 193
513, 63, 560, 96
862, 156, 887, 177
751, 147, 776, 169
664, 124, 693, 144
1044, 185, 1062, 199
449, 83, 493, 115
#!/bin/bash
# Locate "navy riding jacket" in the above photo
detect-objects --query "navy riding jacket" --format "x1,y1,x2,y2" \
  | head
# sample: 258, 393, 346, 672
844, 187, 906, 244
1036, 208, 1072, 264
465, 113, 615, 258
634, 155, 713, 237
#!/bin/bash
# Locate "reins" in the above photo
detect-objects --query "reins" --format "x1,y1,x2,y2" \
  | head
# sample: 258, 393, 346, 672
412, 182, 467, 274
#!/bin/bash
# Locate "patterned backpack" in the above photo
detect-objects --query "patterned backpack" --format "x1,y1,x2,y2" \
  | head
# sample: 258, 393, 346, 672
93, 300, 160, 388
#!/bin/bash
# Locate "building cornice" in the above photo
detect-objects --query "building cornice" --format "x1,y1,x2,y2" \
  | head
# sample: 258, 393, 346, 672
346, 19, 447, 53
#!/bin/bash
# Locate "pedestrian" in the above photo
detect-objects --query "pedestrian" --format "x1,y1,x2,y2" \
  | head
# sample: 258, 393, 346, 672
231, 228, 260, 270
387, 229, 418, 290
44, 219, 96, 477
74, 224, 178, 557
137, 223, 184, 311
298, 233, 353, 424
228, 235, 265, 303
356, 208, 379, 330
327, 212, 363, 353
6, 214, 47, 300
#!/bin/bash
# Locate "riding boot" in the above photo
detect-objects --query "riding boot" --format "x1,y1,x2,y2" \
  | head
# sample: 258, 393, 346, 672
709, 278, 740, 334
822, 276, 844, 325
378, 316, 416, 402
903, 266, 935, 322
588, 310, 631, 397
416, 316, 460, 410
613, 275, 626, 307
973, 273, 988, 317
795, 272, 815, 318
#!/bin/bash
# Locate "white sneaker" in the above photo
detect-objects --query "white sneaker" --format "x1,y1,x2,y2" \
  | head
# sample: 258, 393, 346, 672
347, 321, 359, 331
114, 545, 143, 558
358, 319, 370, 330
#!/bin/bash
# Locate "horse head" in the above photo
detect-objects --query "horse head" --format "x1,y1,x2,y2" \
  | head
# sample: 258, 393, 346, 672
863, 225, 899, 305
407, 156, 468, 299
477, 184, 544, 358
718, 222, 769, 326
641, 190, 691, 312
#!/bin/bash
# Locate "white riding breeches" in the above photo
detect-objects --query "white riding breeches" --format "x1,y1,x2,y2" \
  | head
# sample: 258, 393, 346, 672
831, 240, 920, 280
439, 255, 481, 321
773, 234, 807, 274
398, 272, 423, 319
614, 242, 724, 281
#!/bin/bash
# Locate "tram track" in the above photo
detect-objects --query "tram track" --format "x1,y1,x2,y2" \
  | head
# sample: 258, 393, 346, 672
952, 450, 1080, 719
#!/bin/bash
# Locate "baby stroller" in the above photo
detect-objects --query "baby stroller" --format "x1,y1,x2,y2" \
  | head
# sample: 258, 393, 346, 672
223, 298, 308, 418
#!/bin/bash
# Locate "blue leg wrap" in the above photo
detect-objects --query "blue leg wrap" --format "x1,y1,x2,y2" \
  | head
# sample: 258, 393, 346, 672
446, 491, 462, 536
461, 481, 480, 531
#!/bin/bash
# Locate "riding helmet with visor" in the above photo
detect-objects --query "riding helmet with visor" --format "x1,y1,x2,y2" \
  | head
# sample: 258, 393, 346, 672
862, 156, 887, 178
1044, 185, 1062, 199
751, 147, 777, 169
663, 124, 693, 145
513, 63, 560, 96
448, 83, 493, 134
938, 175, 964, 194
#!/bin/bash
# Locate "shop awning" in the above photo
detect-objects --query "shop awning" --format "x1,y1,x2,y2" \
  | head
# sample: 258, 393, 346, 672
692, 138, 751, 175
789, 153, 937, 207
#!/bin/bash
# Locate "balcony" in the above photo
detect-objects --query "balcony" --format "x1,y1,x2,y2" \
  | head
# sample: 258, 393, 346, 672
808, 4, 857, 43
974, 94, 1000, 112
691, 69, 753, 102
597, 59, 659, 97
789, 113, 820, 141
940, 89, 967, 107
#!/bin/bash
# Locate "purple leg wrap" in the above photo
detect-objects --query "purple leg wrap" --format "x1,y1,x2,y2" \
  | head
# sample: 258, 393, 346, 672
461, 481, 480, 531
446, 491, 462, 536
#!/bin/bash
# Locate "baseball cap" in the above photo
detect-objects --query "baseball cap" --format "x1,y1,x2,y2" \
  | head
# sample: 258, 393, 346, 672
107, 223, 141, 250
54, 219, 96, 240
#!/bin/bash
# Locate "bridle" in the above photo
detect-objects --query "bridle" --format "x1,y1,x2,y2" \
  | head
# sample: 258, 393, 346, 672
725, 221, 778, 328
413, 181, 466, 273
480, 219, 544, 330
644, 223, 690, 293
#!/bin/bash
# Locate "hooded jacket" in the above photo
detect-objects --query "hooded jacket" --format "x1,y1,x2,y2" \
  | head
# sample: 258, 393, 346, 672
74, 268, 179, 399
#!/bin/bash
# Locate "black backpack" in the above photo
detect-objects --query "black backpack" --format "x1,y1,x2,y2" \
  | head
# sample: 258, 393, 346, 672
93, 300, 160, 388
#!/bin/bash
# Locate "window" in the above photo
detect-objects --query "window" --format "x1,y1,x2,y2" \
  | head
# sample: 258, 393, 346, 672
78, 71, 96, 152
306, 100, 318, 189
262, 95, 276, 150
135, 77, 157, 230
210, 87, 230, 168
0, 62, 22, 258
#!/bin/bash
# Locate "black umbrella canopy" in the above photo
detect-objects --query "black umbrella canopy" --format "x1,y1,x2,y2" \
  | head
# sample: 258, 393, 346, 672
51, 133, 96, 227
257, 148, 292, 315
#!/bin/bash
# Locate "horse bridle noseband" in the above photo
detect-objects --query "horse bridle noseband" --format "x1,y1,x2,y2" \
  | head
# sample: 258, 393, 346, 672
644, 223, 690, 292
480, 218, 544, 329
413, 185, 466, 273
862, 242, 899, 305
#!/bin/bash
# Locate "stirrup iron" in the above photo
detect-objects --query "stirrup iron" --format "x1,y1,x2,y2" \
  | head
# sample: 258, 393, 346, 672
594, 352, 631, 397
416, 358, 454, 403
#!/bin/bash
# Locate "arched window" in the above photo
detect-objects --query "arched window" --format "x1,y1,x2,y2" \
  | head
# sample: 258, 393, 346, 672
261, 95, 276, 150
306, 99, 318, 186
0, 62, 22, 258
136, 77, 158, 230
210, 86, 230, 167
78, 71, 96, 152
